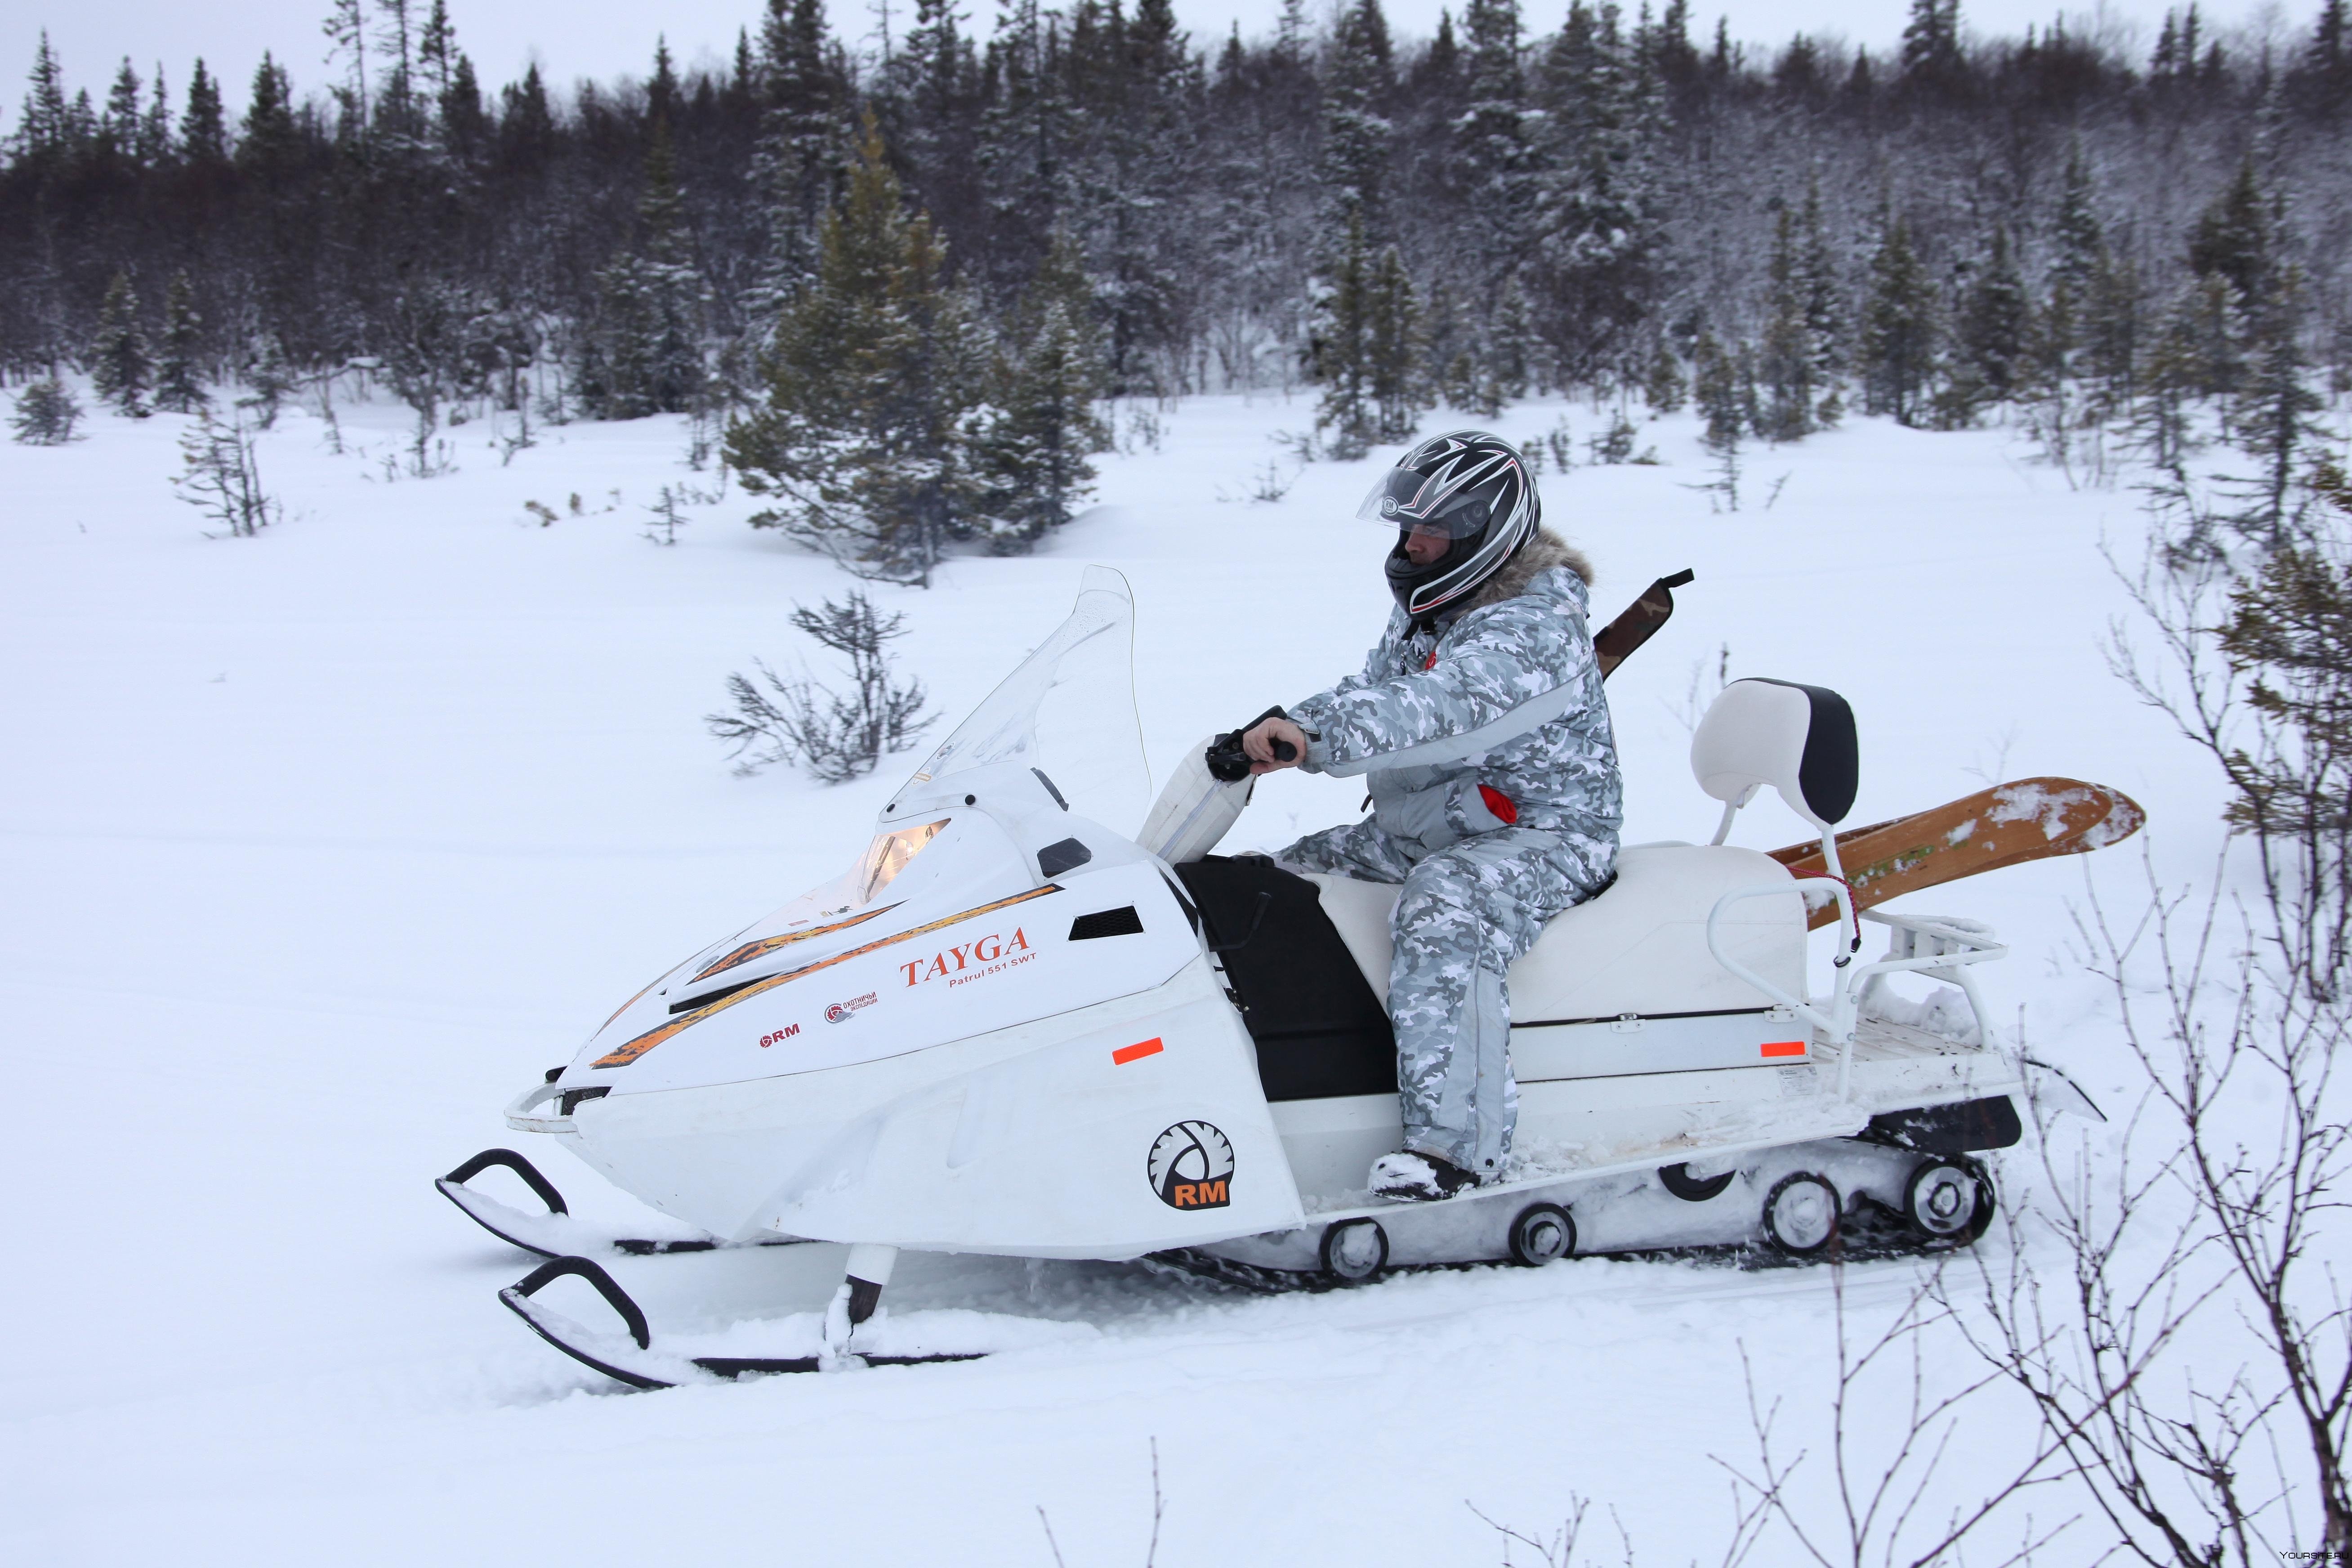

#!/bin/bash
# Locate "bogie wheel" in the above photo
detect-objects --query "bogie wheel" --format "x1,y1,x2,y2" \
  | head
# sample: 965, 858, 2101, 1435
1761, 1172, 1842, 1256
1320, 1217, 1388, 1282
1507, 1202, 1576, 1267
1903, 1157, 1985, 1240
1958, 1157, 1998, 1242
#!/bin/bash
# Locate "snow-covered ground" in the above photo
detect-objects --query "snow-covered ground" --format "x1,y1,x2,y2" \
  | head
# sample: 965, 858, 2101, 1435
0, 387, 2233, 1563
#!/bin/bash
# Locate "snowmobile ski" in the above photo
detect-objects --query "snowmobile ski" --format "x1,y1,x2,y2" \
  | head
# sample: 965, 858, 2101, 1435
1593, 567, 1695, 677
1765, 777, 2144, 929
499, 1255, 987, 1389
437, 1148, 809, 1259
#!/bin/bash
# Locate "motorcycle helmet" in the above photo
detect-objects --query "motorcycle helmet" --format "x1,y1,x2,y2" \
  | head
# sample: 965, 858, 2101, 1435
1357, 429, 1540, 626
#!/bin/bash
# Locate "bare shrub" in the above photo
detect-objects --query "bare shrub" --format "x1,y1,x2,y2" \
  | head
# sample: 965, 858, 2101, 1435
705, 590, 933, 782
643, 485, 687, 546
174, 407, 279, 537
1943, 470, 2352, 1562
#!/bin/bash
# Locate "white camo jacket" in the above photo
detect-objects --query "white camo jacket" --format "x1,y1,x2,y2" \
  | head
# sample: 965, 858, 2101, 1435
1286, 533, 1624, 856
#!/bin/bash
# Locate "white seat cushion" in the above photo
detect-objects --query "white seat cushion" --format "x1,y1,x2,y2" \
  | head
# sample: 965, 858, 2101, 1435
1304, 843, 1805, 1022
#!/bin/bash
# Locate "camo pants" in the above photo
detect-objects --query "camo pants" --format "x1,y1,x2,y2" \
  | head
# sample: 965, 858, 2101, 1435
1278, 821, 1616, 1177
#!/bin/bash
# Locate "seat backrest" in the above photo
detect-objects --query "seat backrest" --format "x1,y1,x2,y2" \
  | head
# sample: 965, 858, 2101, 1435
1690, 678, 1858, 830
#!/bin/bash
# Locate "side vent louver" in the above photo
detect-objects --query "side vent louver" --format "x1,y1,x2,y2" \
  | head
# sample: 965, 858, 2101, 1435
1068, 905, 1144, 941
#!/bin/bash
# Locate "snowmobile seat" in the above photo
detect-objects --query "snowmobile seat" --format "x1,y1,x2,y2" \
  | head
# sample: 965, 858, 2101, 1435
1304, 844, 1804, 1050
1176, 845, 1810, 1096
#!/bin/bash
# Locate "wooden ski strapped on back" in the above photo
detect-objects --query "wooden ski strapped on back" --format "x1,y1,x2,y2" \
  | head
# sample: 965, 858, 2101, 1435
1766, 777, 2146, 930
1594, 568, 1695, 679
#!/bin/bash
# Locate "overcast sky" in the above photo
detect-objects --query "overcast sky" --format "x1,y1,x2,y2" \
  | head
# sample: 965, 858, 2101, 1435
4, 0, 2298, 130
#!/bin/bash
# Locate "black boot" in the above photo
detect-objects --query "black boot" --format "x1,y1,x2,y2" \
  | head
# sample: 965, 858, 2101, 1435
1369, 1149, 1482, 1202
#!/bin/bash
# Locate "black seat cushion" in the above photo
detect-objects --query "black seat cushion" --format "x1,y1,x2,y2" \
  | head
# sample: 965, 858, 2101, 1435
1173, 858, 1397, 1102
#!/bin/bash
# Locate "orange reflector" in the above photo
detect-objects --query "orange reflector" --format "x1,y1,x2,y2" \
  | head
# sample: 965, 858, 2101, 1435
1113, 1038, 1164, 1066
1760, 1040, 1806, 1059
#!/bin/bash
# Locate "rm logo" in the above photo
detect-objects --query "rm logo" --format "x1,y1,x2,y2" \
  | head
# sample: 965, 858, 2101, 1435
1147, 1121, 1235, 1211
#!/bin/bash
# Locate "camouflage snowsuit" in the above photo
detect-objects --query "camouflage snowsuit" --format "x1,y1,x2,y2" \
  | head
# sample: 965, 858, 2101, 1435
1277, 530, 1622, 1177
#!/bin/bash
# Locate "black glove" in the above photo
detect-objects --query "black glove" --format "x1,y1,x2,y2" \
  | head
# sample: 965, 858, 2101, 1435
1205, 706, 1296, 783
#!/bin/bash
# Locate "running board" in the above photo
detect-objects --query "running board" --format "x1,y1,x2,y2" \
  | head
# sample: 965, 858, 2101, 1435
436, 1148, 810, 1259
499, 1257, 986, 1389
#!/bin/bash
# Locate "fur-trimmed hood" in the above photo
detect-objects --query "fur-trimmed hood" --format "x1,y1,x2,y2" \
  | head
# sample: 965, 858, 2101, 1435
1458, 527, 1592, 616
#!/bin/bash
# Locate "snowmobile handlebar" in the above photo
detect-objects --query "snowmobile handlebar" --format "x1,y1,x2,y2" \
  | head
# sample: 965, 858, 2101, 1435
1206, 706, 1297, 783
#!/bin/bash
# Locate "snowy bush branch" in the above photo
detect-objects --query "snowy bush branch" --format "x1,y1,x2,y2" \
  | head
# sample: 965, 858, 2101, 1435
705, 590, 933, 783
172, 407, 278, 537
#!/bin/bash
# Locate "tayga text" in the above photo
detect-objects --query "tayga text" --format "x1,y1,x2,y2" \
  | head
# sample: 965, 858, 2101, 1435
899, 927, 1033, 989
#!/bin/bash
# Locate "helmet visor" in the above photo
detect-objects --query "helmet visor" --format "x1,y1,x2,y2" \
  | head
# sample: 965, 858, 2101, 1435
1354, 458, 1510, 539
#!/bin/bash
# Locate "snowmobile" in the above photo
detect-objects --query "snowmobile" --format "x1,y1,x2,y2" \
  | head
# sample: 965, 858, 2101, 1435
439, 567, 2116, 1388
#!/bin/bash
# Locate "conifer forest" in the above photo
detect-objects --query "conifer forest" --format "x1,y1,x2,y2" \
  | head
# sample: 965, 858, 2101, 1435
6, 0, 2352, 577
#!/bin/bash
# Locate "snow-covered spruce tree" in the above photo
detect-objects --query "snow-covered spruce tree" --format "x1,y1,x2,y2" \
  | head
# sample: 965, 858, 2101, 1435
9, 378, 82, 444
1793, 182, 1847, 424
2133, 287, 2214, 481
1424, 278, 1482, 411
1455, 0, 1538, 294
1897, 0, 1964, 95
1758, 199, 1829, 440
724, 112, 990, 585
2225, 266, 2328, 551
2185, 157, 2276, 403
2041, 146, 2102, 383
974, 228, 1110, 549
153, 272, 206, 414
975, 0, 1079, 298
89, 272, 152, 417
181, 58, 228, 165
1366, 243, 1425, 442
1311, 212, 1376, 458
1950, 225, 2031, 419
584, 118, 707, 419
744, 0, 853, 326
1319, 0, 1394, 235
1642, 340, 1686, 413
1691, 326, 1747, 451
1491, 277, 1536, 402
1530, 0, 1665, 387
1857, 216, 1938, 427
1061, 0, 1196, 395
243, 333, 296, 429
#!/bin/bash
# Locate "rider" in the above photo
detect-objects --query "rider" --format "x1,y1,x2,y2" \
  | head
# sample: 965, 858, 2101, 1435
1241, 431, 1622, 1202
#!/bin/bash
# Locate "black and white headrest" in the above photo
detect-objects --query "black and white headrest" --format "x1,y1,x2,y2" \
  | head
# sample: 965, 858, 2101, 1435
1690, 678, 1858, 829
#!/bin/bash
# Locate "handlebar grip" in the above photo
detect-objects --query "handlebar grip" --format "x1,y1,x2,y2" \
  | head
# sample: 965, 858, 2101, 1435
1205, 706, 1298, 782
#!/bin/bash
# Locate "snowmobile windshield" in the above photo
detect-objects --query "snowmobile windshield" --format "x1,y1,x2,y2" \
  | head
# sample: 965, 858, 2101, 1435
855, 818, 951, 905
897, 565, 1151, 832
1354, 458, 1507, 539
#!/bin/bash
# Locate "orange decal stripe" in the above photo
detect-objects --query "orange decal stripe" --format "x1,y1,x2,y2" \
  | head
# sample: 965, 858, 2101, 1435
692, 904, 900, 982
1760, 1040, 1807, 1059
1112, 1038, 1164, 1066
591, 885, 1064, 1069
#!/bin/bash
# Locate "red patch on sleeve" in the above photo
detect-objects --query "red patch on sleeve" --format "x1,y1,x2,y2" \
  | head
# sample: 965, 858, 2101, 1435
1479, 785, 1518, 824
1424, 650, 1437, 670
